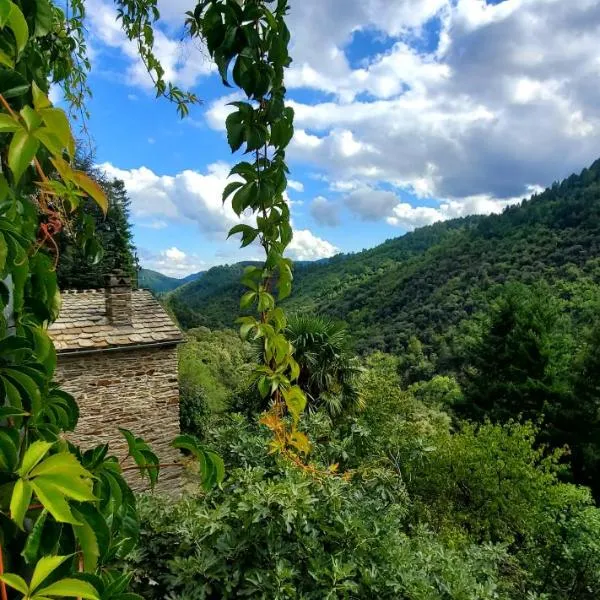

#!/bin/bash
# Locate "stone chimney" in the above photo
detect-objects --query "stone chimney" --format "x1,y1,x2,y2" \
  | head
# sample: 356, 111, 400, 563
104, 271, 132, 327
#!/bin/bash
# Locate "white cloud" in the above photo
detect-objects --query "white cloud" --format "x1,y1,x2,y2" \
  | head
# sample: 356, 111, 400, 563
288, 229, 339, 261
288, 180, 305, 192
310, 196, 340, 227
98, 161, 252, 235
139, 247, 205, 278
139, 219, 168, 230
344, 189, 400, 222
164, 247, 186, 261
86, 0, 212, 91
205, 0, 600, 220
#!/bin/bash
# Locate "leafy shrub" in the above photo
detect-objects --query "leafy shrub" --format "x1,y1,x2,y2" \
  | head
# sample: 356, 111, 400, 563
128, 441, 506, 599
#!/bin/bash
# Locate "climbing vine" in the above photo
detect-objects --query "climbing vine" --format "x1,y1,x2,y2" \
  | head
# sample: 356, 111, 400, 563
187, 0, 312, 457
0, 1, 221, 598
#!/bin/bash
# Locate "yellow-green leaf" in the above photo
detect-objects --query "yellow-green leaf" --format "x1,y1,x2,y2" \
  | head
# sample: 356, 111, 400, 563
0, 573, 28, 595
29, 555, 71, 592
7, 1, 29, 56
0, 50, 12, 68
282, 386, 307, 423
18, 440, 52, 476
10, 478, 32, 530
34, 129, 63, 157
72, 510, 99, 572
36, 578, 99, 600
32, 81, 51, 110
33, 474, 95, 503
8, 128, 39, 182
0, 113, 19, 132
31, 480, 80, 525
30, 452, 93, 479
70, 171, 108, 214
39, 108, 74, 157
20, 105, 41, 131
289, 431, 311, 455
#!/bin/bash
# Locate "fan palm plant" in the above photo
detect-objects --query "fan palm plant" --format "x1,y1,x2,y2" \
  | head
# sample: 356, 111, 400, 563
285, 315, 364, 417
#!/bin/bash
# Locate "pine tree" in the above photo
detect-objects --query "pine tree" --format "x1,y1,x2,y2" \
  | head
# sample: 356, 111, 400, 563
458, 284, 565, 422
57, 154, 138, 289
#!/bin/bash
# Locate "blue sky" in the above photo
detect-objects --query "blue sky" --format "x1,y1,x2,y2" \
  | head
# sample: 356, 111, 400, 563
76, 0, 600, 276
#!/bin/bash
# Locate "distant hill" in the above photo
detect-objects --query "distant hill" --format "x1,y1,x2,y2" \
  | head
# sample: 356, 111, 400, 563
138, 268, 204, 294
169, 159, 600, 354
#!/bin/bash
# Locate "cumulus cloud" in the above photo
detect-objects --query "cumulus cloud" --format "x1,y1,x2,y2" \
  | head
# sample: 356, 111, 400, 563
98, 161, 253, 235
205, 0, 600, 221
288, 229, 339, 261
310, 196, 341, 227
346, 185, 545, 230
86, 0, 212, 91
139, 247, 206, 278
344, 189, 400, 222
288, 180, 305, 192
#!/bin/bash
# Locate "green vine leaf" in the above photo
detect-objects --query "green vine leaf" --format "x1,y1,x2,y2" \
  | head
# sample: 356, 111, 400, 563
8, 128, 39, 182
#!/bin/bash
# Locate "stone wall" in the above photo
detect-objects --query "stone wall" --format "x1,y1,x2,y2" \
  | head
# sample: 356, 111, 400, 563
54, 345, 182, 492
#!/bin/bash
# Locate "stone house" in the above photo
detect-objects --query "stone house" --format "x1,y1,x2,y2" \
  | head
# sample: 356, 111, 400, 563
48, 273, 184, 491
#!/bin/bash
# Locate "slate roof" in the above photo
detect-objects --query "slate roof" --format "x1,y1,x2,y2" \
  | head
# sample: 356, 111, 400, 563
48, 289, 183, 354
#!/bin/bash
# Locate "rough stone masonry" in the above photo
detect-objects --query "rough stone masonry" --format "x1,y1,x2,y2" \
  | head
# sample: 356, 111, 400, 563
48, 274, 184, 492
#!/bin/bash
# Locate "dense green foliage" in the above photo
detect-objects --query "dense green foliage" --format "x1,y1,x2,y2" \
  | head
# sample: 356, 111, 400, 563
138, 268, 203, 294
179, 327, 253, 436
0, 0, 223, 597
170, 159, 600, 353
126, 355, 600, 599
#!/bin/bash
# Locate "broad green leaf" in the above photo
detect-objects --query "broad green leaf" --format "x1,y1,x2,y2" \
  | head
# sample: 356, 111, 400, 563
222, 181, 243, 202
0, 112, 19, 132
4, 367, 44, 414
39, 108, 75, 156
0, 428, 18, 469
31, 479, 80, 524
36, 578, 99, 599
33, 473, 95, 503
33, 0, 53, 37
73, 503, 110, 566
0, 0, 10, 26
30, 451, 92, 479
30, 555, 71, 592
7, 1, 29, 55
283, 386, 307, 423
70, 171, 108, 214
32, 81, 51, 110
34, 129, 64, 158
0, 406, 27, 418
10, 478, 32, 530
72, 512, 99, 572
240, 291, 256, 309
0, 49, 12, 68
8, 128, 39, 182
18, 440, 52, 476
20, 105, 42, 131
0, 573, 28, 595
21, 509, 48, 564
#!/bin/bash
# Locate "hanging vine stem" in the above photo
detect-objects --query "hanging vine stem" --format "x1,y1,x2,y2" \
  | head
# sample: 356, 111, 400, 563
188, 0, 313, 458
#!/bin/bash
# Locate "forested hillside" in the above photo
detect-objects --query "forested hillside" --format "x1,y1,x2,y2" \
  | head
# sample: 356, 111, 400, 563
138, 268, 204, 294
169, 159, 600, 354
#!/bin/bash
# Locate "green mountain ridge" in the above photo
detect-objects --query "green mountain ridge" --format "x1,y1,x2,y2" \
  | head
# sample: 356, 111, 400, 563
138, 268, 205, 294
169, 159, 600, 354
